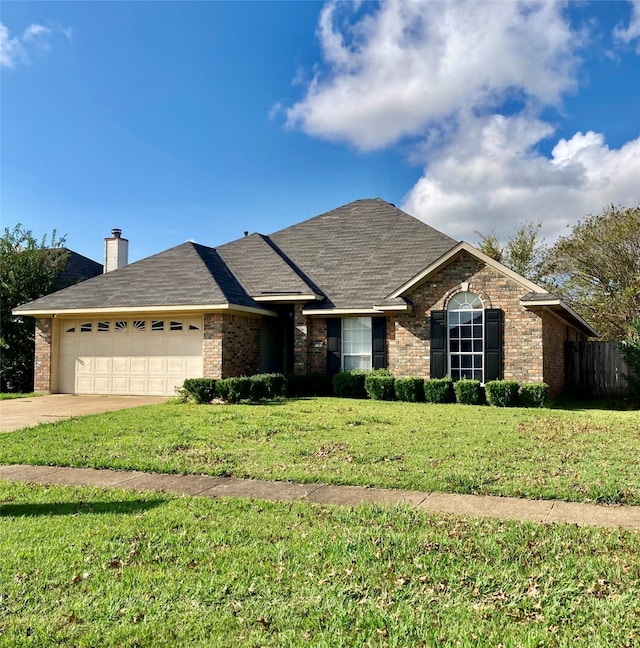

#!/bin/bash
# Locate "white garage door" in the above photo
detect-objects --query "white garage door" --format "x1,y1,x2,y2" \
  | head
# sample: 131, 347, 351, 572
59, 317, 204, 396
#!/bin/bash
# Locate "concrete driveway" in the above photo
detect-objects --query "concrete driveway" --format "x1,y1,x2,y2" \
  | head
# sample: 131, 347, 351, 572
0, 394, 167, 433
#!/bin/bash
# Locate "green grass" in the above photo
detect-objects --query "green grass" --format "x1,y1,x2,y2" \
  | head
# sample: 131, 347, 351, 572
0, 392, 43, 400
0, 398, 639, 504
1, 481, 639, 647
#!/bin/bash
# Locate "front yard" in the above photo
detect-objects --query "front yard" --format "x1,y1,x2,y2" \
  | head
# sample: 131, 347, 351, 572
1, 481, 639, 647
1, 398, 639, 646
0, 398, 638, 504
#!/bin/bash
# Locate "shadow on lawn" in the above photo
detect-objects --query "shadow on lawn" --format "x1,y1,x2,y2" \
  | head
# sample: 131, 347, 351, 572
0, 498, 165, 518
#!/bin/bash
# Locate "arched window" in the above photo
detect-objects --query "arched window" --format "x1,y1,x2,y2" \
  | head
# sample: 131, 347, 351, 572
447, 292, 484, 382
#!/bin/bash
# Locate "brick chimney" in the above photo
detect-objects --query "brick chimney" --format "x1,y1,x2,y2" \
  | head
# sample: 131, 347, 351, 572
104, 228, 129, 273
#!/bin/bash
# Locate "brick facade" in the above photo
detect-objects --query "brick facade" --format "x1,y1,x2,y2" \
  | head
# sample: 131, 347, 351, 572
385, 252, 544, 382
542, 312, 584, 395
34, 318, 53, 393
203, 312, 260, 378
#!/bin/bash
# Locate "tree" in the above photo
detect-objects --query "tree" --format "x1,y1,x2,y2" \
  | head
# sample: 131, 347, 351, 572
544, 204, 640, 341
621, 315, 640, 400
475, 221, 547, 283
0, 225, 68, 392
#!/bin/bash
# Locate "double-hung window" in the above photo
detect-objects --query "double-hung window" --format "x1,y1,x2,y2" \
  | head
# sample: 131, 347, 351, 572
342, 317, 372, 371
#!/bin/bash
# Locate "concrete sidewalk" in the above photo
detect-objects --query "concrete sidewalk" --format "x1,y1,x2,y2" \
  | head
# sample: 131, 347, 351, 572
1, 463, 639, 530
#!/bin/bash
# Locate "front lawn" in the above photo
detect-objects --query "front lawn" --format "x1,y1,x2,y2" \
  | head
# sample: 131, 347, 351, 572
0, 398, 638, 504
1, 481, 638, 647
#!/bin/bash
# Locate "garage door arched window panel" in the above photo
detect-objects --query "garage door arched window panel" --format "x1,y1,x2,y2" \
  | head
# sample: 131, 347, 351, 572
115, 320, 128, 332
447, 292, 484, 382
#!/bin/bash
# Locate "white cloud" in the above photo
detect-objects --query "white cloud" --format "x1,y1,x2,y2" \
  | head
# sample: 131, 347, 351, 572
614, 0, 640, 49
0, 22, 71, 67
285, 1, 639, 244
286, 0, 579, 150
402, 116, 640, 242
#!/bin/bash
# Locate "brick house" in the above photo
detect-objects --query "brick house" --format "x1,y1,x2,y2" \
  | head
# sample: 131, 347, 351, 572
14, 199, 596, 396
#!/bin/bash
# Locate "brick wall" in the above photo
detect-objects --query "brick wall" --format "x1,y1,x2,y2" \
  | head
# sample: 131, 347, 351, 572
291, 306, 328, 374
34, 318, 53, 392
385, 251, 545, 382
203, 312, 261, 378
542, 312, 585, 396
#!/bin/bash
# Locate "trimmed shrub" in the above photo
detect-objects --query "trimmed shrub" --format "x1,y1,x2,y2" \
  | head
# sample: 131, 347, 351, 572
332, 370, 367, 399
225, 377, 252, 404
285, 373, 333, 397
394, 377, 424, 402
364, 369, 395, 400
249, 373, 287, 401
215, 378, 231, 401
485, 380, 520, 407
423, 378, 454, 404
454, 379, 483, 405
519, 382, 550, 408
179, 378, 216, 404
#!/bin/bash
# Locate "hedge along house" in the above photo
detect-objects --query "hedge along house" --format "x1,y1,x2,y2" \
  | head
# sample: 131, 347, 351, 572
14, 199, 596, 397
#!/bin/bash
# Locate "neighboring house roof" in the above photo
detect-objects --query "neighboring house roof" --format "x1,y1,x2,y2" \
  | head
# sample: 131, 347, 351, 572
55, 249, 103, 288
12, 198, 597, 336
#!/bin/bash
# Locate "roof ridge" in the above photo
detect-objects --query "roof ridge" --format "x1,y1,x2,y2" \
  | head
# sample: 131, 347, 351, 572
258, 234, 325, 298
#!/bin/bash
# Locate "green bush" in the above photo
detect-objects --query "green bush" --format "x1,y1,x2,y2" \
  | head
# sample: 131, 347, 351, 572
423, 378, 454, 403
454, 379, 483, 405
179, 378, 217, 404
394, 377, 424, 402
249, 373, 287, 401
519, 383, 550, 408
364, 369, 395, 400
285, 373, 333, 397
215, 378, 231, 401
621, 315, 640, 399
224, 377, 252, 404
485, 380, 520, 407
332, 370, 367, 399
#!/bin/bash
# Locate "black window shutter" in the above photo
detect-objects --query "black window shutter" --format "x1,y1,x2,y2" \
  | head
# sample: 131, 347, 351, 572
372, 317, 387, 369
484, 308, 503, 381
326, 318, 341, 375
430, 310, 447, 378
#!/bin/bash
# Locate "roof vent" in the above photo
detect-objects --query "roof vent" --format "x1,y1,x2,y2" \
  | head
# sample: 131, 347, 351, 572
111, 228, 122, 239
244, 231, 249, 237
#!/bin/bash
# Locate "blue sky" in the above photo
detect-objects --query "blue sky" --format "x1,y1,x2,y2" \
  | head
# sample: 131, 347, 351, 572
2, 0, 639, 265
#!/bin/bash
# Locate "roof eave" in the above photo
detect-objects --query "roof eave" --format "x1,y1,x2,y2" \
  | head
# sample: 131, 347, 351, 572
253, 293, 324, 303
388, 241, 548, 299
12, 303, 278, 318
520, 298, 599, 338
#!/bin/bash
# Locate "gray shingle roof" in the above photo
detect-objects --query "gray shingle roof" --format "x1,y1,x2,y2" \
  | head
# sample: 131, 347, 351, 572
217, 233, 319, 298
268, 198, 458, 309
55, 249, 103, 288
16, 242, 260, 312
15, 199, 459, 314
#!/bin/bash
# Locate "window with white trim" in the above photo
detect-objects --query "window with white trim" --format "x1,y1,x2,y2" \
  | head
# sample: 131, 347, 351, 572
448, 292, 484, 382
342, 317, 372, 371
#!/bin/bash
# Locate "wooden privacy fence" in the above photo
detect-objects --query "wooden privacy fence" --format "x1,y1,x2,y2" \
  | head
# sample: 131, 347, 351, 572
565, 341, 630, 398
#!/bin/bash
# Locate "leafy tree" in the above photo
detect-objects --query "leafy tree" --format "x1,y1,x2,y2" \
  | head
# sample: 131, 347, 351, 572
621, 315, 640, 400
0, 225, 68, 392
476, 221, 547, 283
545, 204, 640, 341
